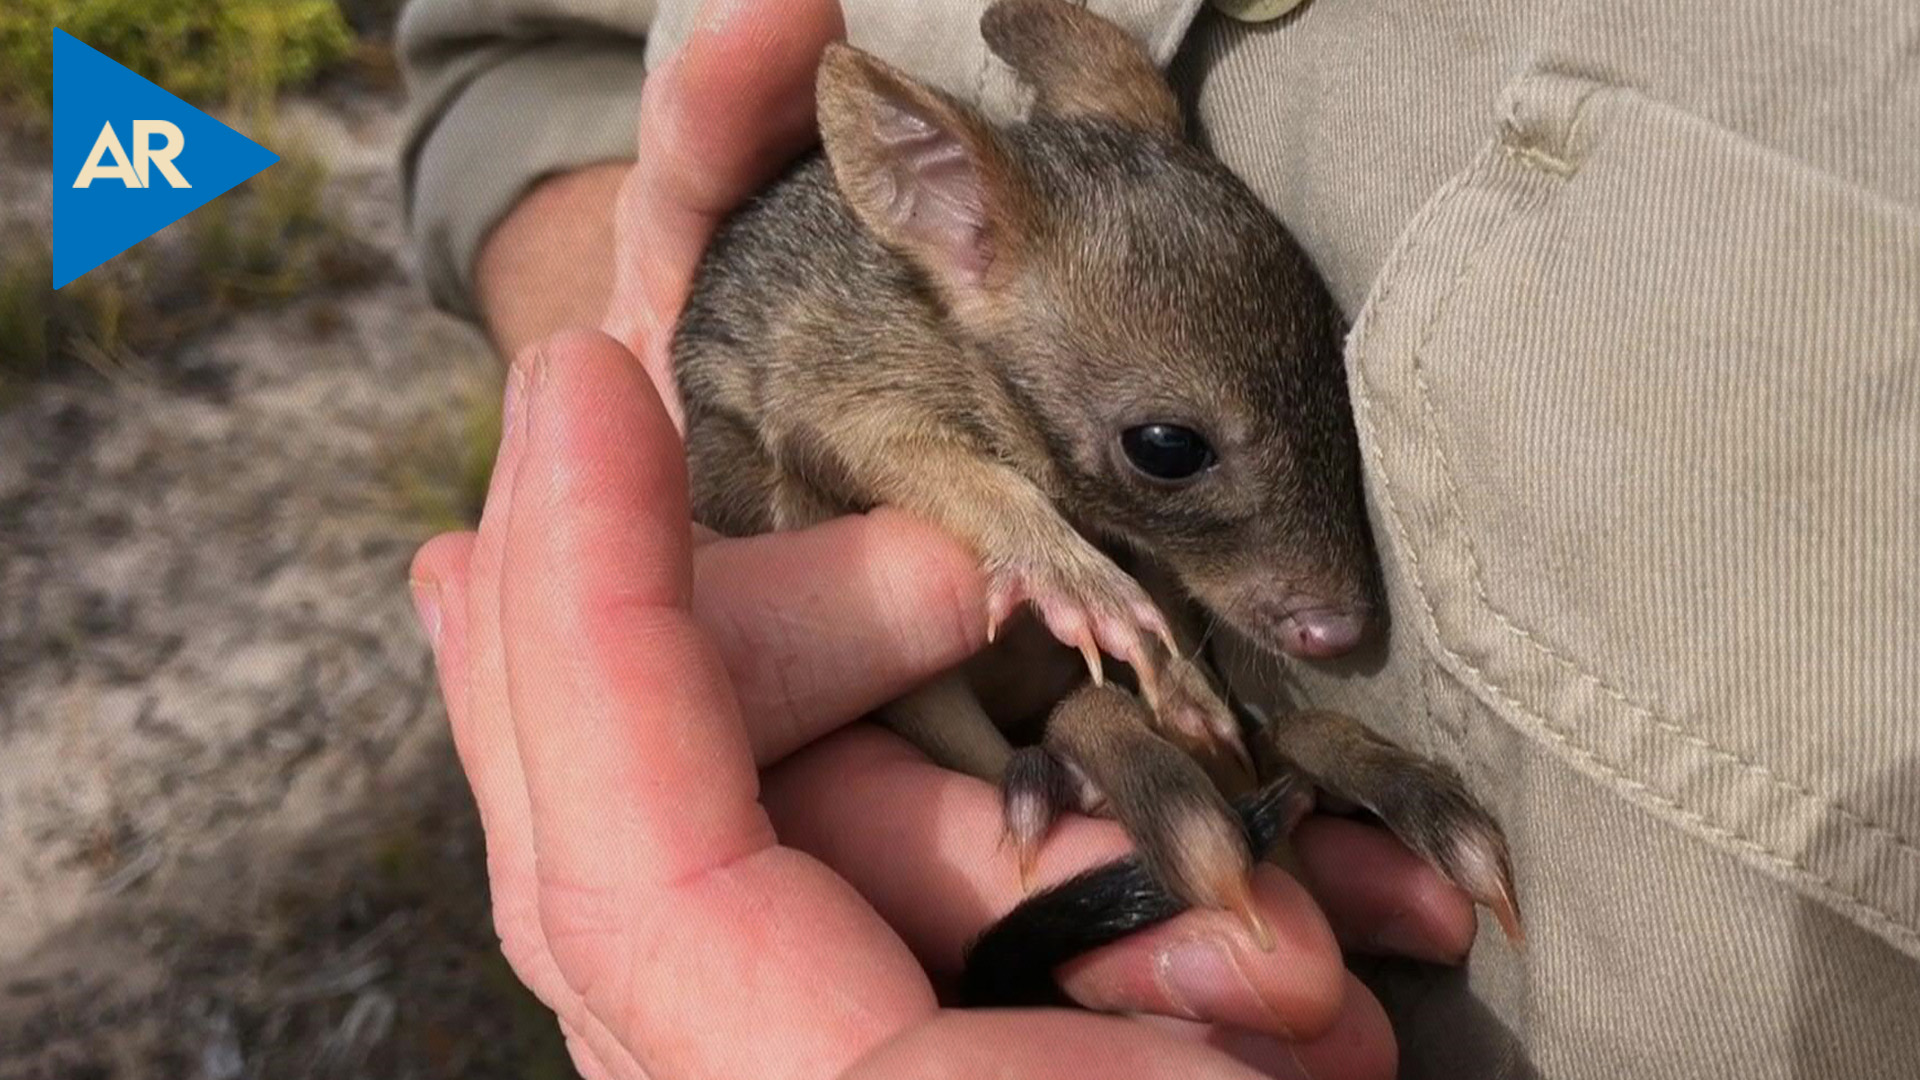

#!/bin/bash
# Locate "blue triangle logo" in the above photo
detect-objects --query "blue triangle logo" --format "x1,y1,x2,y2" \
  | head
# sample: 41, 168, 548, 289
52, 29, 279, 289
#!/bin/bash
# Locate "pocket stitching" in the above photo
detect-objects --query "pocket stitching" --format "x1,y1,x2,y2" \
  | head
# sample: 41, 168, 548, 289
1349, 88, 1920, 951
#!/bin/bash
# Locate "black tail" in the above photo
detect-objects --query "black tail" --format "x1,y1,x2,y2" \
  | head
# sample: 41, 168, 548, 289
959, 776, 1299, 1007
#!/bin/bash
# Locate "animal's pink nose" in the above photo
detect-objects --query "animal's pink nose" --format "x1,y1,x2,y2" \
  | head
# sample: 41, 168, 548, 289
1279, 607, 1367, 659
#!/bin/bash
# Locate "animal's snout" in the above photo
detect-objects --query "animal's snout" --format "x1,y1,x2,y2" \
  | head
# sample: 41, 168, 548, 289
1275, 602, 1368, 659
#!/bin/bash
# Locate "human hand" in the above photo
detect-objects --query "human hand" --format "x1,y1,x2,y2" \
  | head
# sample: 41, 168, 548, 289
409, 324, 1483, 1078
590, 0, 1481, 966
597, 0, 853, 430
412, 0, 1483, 1072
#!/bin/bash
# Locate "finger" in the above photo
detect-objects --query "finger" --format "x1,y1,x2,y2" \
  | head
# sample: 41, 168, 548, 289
409, 530, 475, 725
1140, 1019, 1314, 1080
1291, 816, 1478, 965
607, 0, 845, 401
499, 330, 934, 1078
439, 356, 568, 991
451, 358, 533, 845
503, 329, 744, 877
431, 354, 622, 1045
557, 1018, 613, 1080
1056, 868, 1341, 1040
1284, 975, 1398, 1080
445, 350, 716, 1077
842, 1010, 1267, 1080
1139, 974, 1397, 1080
763, 726, 1346, 1040
692, 509, 985, 765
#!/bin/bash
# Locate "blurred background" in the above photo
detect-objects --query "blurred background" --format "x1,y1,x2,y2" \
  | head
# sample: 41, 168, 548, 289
0, 3, 572, 1076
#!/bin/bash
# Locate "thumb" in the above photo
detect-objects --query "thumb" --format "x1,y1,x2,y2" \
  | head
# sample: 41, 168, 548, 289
604, 0, 845, 420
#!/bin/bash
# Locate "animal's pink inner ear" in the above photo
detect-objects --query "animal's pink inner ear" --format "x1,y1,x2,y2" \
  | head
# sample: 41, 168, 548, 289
868, 97, 995, 280
819, 45, 1020, 290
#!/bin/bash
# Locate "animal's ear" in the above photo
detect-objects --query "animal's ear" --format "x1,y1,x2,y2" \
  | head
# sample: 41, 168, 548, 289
982, 0, 1183, 139
816, 44, 1032, 294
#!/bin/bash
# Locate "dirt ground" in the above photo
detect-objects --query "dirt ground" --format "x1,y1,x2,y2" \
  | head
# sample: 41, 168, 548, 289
0, 82, 576, 1076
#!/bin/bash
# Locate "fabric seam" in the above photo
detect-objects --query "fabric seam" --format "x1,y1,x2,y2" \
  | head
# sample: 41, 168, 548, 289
1347, 84, 1920, 953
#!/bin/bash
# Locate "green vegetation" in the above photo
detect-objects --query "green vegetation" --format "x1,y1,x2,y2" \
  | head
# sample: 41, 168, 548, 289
0, 125, 388, 399
190, 127, 389, 308
0, 248, 52, 389
0, 238, 136, 400
0, 0, 354, 122
0, 2, 390, 399
385, 380, 505, 533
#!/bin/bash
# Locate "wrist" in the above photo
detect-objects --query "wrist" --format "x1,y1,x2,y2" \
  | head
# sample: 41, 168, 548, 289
475, 163, 629, 361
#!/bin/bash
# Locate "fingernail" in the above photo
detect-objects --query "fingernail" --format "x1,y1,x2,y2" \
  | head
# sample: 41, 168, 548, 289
410, 577, 442, 646
1157, 937, 1283, 1033
1368, 913, 1464, 965
1207, 1028, 1317, 1080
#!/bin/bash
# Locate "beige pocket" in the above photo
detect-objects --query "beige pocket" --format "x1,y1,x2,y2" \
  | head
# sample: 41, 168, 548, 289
1347, 71, 1920, 957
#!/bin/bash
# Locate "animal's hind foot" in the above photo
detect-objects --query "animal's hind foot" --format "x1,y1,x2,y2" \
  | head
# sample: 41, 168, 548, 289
1265, 708, 1522, 942
1043, 684, 1271, 948
1000, 745, 1105, 889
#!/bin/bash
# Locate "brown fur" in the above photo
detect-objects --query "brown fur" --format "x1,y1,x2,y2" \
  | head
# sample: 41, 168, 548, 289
671, 0, 1514, 939
981, 0, 1185, 139
1042, 684, 1265, 943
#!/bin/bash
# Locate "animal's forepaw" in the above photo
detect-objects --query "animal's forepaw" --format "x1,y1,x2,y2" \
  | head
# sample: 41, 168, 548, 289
985, 554, 1175, 682
1137, 654, 1254, 780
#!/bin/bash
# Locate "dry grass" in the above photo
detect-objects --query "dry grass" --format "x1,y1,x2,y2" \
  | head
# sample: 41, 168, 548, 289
383, 378, 505, 535
0, 0, 354, 128
0, 116, 390, 400
0, 238, 138, 402
0, 747, 576, 1079
0, 7, 564, 1071
0, 0, 388, 401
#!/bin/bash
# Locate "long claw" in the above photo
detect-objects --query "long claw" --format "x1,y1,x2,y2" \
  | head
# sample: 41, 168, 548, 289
1158, 628, 1180, 662
1080, 639, 1105, 685
1487, 880, 1525, 945
1213, 870, 1275, 952
987, 559, 1168, 691
1002, 747, 1072, 892
1134, 653, 1165, 704
1140, 607, 1179, 660
1270, 709, 1527, 951
1016, 841, 1039, 892
1433, 823, 1523, 949
1092, 617, 1145, 672
1237, 903, 1277, 953
997, 821, 1041, 892
1140, 660, 1251, 780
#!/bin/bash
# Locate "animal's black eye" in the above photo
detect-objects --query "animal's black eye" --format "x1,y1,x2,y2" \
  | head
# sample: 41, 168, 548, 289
1120, 424, 1217, 481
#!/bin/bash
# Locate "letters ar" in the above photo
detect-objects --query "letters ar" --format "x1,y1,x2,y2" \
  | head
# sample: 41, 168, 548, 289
73, 120, 190, 189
